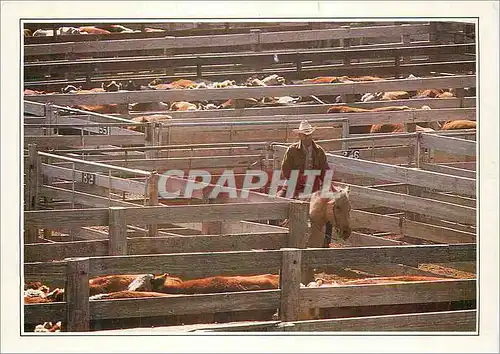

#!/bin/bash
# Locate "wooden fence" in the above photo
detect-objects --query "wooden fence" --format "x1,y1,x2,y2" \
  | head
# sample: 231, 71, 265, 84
24, 23, 433, 57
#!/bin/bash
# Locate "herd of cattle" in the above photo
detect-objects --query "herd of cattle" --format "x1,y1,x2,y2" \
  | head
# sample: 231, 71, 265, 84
25, 272, 453, 331
24, 73, 476, 134
24, 24, 167, 37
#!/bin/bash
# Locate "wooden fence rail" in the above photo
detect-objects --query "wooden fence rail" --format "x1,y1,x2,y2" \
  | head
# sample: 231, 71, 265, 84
24, 43, 474, 76
24, 24, 431, 56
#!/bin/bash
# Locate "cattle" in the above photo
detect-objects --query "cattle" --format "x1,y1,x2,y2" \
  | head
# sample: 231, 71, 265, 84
74, 104, 119, 114
327, 105, 437, 134
123, 80, 150, 91
101, 80, 122, 92
150, 273, 279, 294
99, 24, 137, 33
24, 287, 63, 304
169, 79, 198, 89
303, 76, 340, 84
89, 291, 172, 300
24, 89, 45, 95
88, 274, 150, 296
78, 26, 111, 35
212, 80, 236, 88
440, 120, 476, 130
32, 27, 82, 37
327, 105, 412, 114
413, 89, 455, 99
361, 91, 411, 102
61, 85, 105, 94
170, 101, 199, 111
128, 101, 170, 112
144, 27, 166, 32
218, 98, 260, 109
127, 114, 172, 132
34, 321, 62, 332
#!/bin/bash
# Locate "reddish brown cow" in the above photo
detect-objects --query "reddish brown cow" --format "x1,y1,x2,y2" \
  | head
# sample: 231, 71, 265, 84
218, 98, 260, 109
380, 91, 411, 100
79, 26, 111, 35
150, 273, 279, 294
89, 274, 148, 296
414, 89, 454, 99
370, 124, 405, 134
327, 105, 411, 114
303, 76, 340, 84
170, 101, 199, 111
74, 104, 119, 114
169, 79, 197, 89
90, 290, 173, 300
128, 101, 170, 112
441, 120, 476, 130
24, 89, 45, 95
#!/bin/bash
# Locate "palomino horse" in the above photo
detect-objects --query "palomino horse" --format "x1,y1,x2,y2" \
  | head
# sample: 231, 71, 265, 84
278, 184, 352, 248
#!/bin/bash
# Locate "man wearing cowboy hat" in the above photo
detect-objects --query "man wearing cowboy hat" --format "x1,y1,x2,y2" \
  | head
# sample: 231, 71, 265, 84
277, 120, 333, 246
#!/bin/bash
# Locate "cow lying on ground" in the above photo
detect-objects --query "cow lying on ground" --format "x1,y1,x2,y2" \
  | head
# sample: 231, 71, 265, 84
440, 120, 476, 130
34, 321, 62, 332
149, 273, 279, 294
128, 101, 170, 112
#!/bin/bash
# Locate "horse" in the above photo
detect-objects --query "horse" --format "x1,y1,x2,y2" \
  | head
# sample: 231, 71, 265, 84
278, 185, 352, 247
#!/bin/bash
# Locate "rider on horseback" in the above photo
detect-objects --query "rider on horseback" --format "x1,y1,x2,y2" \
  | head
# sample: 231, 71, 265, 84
276, 120, 334, 247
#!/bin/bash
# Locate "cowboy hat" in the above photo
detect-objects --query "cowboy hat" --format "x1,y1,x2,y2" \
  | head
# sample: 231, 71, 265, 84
293, 120, 316, 135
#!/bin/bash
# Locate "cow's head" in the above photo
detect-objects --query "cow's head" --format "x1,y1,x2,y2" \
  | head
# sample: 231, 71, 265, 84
150, 273, 182, 292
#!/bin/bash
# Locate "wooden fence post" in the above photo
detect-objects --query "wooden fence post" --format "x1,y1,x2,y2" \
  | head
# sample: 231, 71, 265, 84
25, 144, 39, 244
65, 257, 90, 332
288, 200, 313, 284
414, 132, 422, 169
109, 207, 127, 255
147, 172, 159, 238
250, 29, 262, 52
279, 248, 302, 322
145, 122, 158, 159
287, 200, 309, 249
401, 27, 412, 64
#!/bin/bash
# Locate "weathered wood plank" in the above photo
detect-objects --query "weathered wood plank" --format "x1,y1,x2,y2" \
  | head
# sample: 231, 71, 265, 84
24, 135, 145, 149
280, 310, 476, 332
24, 208, 109, 228
24, 302, 66, 324
24, 239, 109, 262
120, 202, 290, 225
128, 232, 287, 255
349, 232, 405, 246
351, 210, 476, 244
24, 24, 431, 56
90, 290, 280, 320
88, 250, 282, 278
303, 244, 476, 269
41, 164, 147, 195
420, 162, 476, 179
345, 184, 476, 224
421, 133, 476, 156
299, 279, 476, 308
